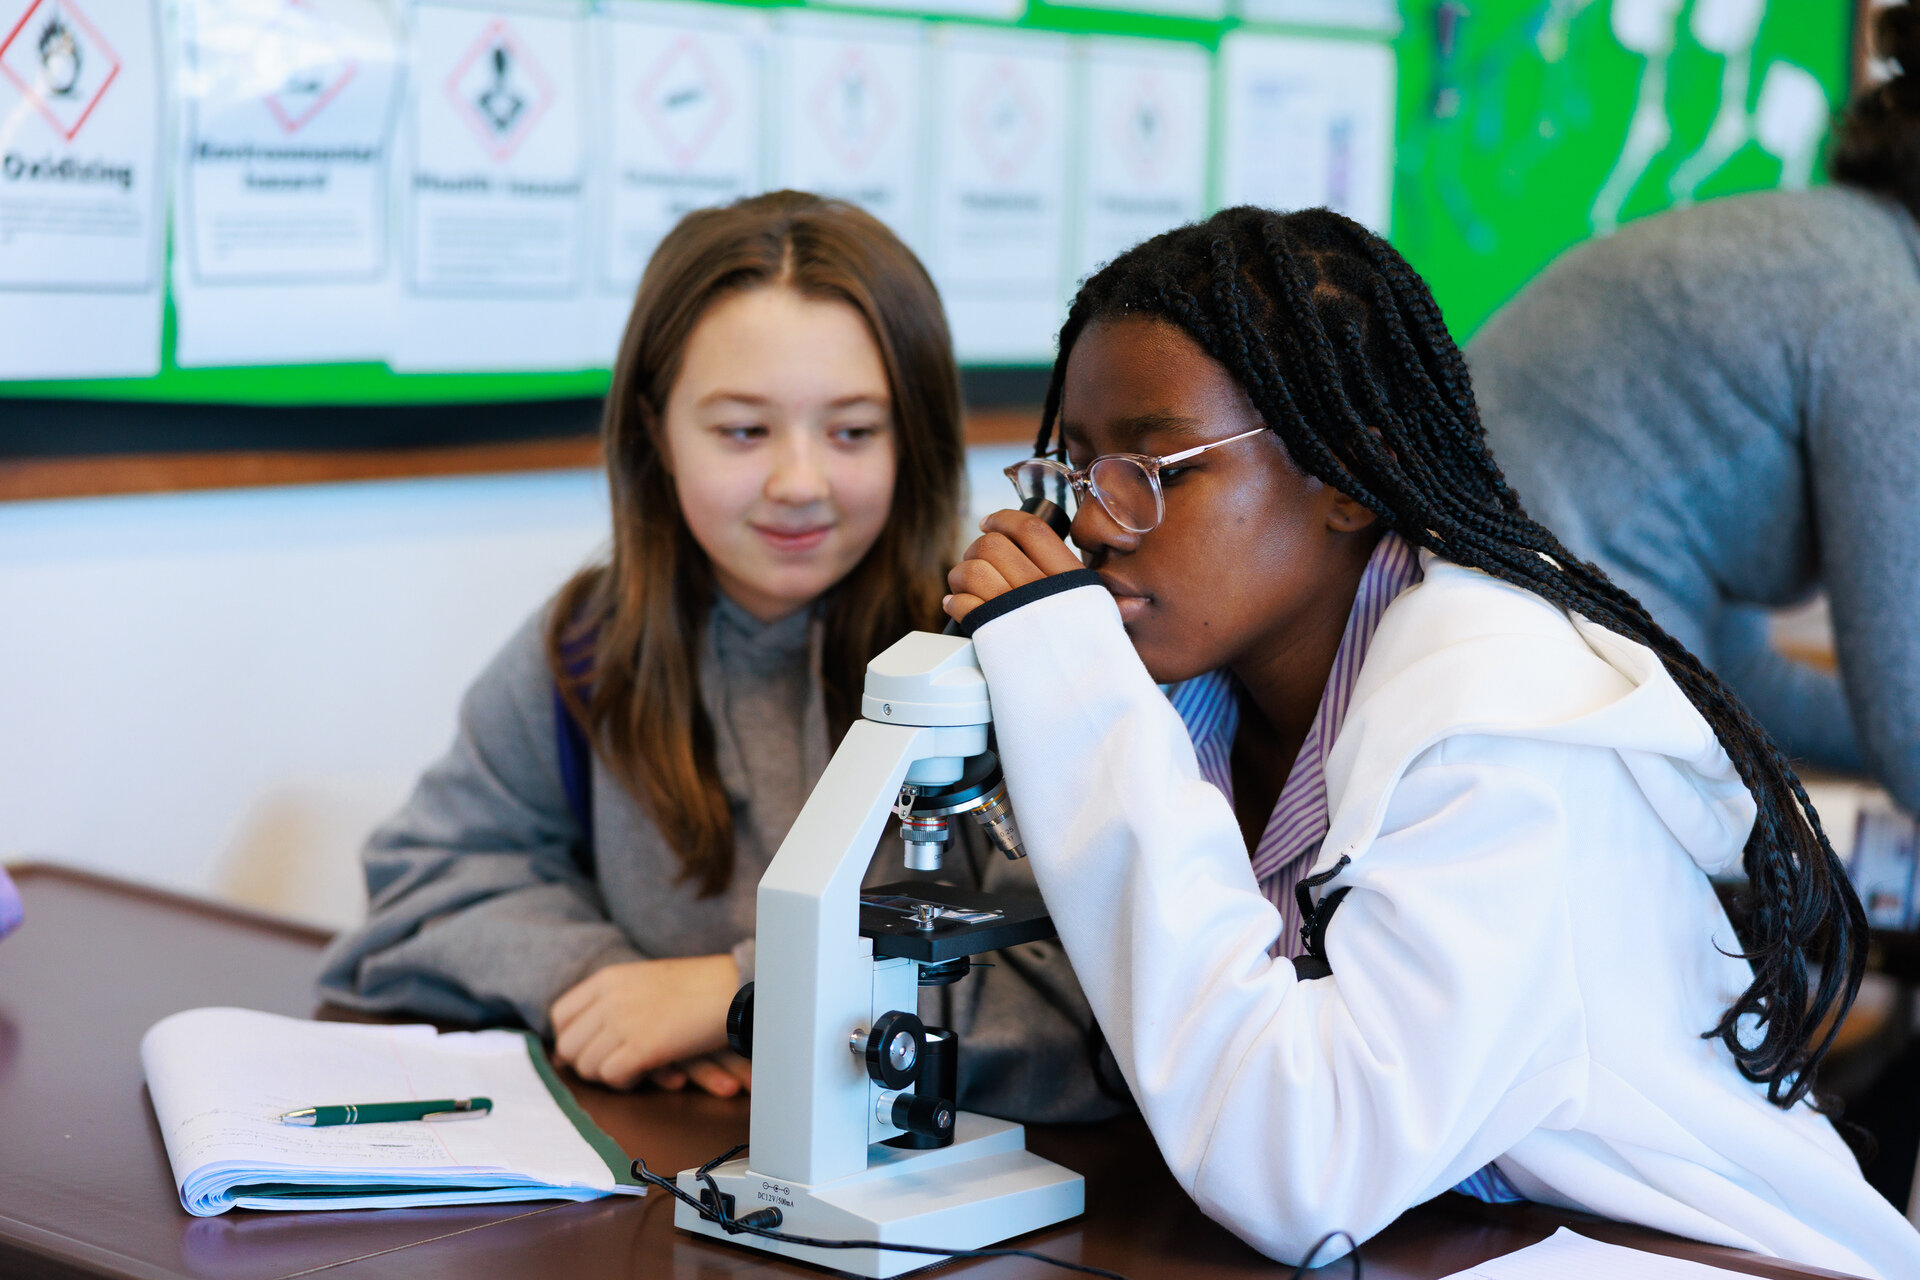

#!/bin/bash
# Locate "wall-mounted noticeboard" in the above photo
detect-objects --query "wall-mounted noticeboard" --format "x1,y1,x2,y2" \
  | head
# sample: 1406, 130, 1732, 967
0, 0, 1857, 412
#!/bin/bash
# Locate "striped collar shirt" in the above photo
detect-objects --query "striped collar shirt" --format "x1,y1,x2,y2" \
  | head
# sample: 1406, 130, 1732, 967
1166, 530, 1422, 958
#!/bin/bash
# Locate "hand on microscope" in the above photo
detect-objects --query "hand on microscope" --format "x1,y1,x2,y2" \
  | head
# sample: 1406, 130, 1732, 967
944, 509, 1083, 624
548, 953, 752, 1095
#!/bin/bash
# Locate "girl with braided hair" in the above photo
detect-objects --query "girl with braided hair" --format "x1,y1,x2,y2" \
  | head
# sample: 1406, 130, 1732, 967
942, 205, 1920, 1276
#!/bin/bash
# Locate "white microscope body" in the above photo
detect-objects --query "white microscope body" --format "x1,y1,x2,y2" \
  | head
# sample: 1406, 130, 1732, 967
673, 631, 1085, 1277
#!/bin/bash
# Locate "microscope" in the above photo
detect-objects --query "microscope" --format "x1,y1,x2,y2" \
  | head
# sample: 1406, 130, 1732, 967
672, 626, 1085, 1276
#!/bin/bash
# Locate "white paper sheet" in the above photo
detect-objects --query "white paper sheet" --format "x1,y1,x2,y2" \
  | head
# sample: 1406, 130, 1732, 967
1439, 1227, 1761, 1278
171, 0, 405, 366
1236, 0, 1399, 31
591, 0, 764, 364
1219, 30, 1396, 234
772, 12, 925, 255
141, 1007, 639, 1216
1047, 0, 1223, 20
0, 0, 163, 376
1076, 37, 1209, 281
393, 0, 589, 371
927, 28, 1071, 364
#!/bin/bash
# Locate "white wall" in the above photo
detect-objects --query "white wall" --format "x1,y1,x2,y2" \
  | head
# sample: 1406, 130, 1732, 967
0, 447, 1026, 929
0, 469, 612, 927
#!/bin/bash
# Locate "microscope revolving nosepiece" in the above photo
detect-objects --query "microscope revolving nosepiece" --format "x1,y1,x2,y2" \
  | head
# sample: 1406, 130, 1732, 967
896, 751, 1028, 864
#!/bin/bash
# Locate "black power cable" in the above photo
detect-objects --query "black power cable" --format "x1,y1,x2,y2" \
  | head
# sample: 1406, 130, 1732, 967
633, 1144, 1361, 1279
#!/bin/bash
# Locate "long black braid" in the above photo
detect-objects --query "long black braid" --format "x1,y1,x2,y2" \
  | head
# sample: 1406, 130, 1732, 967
1040, 206, 1867, 1111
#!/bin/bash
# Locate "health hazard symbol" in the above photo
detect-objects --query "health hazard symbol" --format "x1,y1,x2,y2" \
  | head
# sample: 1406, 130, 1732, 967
637, 34, 731, 171
445, 18, 551, 162
963, 59, 1042, 184
809, 46, 893, 174
257, 0, 357, 134
1115, 72, 1172, 185
0, 0, 121, 142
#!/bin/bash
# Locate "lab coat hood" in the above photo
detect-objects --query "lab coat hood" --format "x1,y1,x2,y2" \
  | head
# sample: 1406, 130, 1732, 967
1320, 555, 1757, 882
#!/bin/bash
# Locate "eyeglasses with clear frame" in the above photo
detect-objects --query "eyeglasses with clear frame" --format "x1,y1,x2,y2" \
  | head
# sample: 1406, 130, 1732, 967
1003, 426, 1269, 535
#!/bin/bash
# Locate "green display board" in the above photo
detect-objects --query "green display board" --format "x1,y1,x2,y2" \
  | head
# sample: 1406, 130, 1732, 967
1394, 0, 1853, 341
1, 0, 1855, 407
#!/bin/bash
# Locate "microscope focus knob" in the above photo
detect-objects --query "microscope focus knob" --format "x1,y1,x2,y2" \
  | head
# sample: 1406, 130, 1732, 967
726, 983, 754, 1059
857, 1010, 924, 1090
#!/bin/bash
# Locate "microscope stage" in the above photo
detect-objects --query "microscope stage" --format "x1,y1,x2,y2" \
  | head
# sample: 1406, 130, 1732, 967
859, 881, 1057, 962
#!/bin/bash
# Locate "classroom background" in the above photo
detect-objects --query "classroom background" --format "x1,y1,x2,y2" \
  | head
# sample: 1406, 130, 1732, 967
0, 0, 1890, 929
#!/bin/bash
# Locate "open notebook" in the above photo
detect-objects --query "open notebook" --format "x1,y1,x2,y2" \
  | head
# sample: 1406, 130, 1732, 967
141, 1007, 643, 1215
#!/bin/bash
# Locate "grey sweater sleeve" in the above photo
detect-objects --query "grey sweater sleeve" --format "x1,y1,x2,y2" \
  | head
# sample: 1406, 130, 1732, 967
316, 609, 644, 1034
1807, 296, 1920, 813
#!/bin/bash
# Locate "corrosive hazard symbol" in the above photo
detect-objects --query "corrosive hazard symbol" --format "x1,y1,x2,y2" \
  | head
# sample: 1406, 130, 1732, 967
637, 34, 730, 171
258, 0, 357, 134
0, 0, 121, 142
809, 46, 893, 173
1115, 71, 1171, 185
963, 59, 1041, 184
445, 17, 551, 162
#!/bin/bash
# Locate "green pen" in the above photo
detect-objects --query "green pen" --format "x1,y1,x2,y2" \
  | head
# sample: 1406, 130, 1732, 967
277, 1097, 493, 1126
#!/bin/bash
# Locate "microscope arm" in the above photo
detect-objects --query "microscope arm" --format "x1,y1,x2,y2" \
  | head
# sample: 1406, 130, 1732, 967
749, 716, 985, 1187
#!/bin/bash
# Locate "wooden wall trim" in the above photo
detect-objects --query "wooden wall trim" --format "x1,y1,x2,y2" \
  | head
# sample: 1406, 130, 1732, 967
0, 408, 1041, 503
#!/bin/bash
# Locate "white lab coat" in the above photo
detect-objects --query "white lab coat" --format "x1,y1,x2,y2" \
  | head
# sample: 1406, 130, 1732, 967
968, 555, 1920, 1279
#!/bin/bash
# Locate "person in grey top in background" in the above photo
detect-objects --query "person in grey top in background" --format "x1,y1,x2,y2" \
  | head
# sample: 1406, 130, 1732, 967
1467, 4, 1920, 813
319, 191, 1127, 1125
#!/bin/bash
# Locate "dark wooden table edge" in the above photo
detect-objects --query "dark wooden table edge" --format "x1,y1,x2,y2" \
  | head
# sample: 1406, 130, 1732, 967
5, 862, 334, 946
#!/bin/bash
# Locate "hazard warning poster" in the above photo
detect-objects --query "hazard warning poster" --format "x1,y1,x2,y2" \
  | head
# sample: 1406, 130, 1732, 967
0, 0, 163, 376
773, 13, 924, 256
396, 0, 589, 371
1077, 38, 1208, 282
594, 0, 763, 360
171, 0, 404, 366
926, 29, 1070, 364
1219, 31, 1395, 236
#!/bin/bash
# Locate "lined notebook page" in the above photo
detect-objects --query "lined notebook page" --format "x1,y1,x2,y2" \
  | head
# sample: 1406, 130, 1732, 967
141, 1007, 637, 1214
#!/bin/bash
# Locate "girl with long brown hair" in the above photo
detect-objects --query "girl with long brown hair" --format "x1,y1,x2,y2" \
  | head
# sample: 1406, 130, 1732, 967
319, 192, 1120, 1116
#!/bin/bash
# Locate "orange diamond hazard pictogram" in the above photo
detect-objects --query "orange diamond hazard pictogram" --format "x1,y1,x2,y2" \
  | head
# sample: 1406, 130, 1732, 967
808, 46, 893, 174
445, 18, 551, 163
0, 0, 122, 142
963, 59, 1042, 184
637, 34, 731, 171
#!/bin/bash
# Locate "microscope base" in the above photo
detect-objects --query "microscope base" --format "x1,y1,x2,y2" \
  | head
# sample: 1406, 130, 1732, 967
673, 1112, 1085, 1277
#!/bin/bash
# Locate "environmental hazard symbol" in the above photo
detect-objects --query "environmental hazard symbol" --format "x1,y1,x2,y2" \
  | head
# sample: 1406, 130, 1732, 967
1115, 71, 1171, 186
445, 17, 551, 162
0, 0, 121, 142
637, 34, 731, 171
809, 46, 893, 174
963, 59, 1041, 184
258, 0, 357, 134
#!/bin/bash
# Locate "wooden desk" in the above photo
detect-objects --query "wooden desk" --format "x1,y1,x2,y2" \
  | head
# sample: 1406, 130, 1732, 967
0, 864, 1861, 1280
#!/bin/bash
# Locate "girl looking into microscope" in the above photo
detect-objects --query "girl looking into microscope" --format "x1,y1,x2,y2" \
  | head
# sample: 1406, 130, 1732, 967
942, 207, 1920, 1277
319, 192, 1119, 1124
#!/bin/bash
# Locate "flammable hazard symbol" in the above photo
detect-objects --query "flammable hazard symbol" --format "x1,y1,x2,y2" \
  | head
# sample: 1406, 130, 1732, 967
0, 0, 122, 142
637, 34, 731, 171
259, 0, 357, 134
808, 46, 893, 174
445, 17, 551, 162
963, 58, 1041, 184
